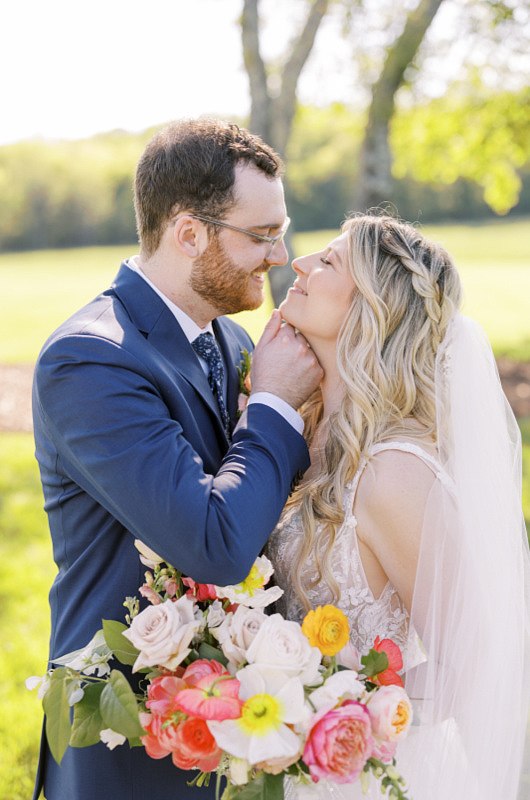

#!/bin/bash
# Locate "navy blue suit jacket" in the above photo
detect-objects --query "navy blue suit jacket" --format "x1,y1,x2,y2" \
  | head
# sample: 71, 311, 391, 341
32, 263, 309, 799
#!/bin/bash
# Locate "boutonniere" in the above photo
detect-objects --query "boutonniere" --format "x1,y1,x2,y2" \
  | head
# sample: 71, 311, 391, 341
236, 348, 252, 416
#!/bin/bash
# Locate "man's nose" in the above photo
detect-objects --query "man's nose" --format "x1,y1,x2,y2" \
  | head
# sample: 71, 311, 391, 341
266, 238, 289, 267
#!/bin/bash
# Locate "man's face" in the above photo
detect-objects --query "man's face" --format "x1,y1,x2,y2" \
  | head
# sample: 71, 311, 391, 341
190, 163, 288, 314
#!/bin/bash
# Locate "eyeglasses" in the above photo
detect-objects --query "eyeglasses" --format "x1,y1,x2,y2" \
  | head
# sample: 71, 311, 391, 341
189, 214, 291, 259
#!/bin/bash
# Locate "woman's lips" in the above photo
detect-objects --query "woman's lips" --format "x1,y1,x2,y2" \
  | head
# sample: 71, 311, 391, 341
289, 285, 307, 296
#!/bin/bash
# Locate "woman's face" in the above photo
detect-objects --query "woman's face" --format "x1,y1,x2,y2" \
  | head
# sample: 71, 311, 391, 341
279, 231, 355, 345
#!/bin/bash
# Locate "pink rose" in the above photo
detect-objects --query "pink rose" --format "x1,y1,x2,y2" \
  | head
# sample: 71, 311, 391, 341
367, 685, 412, 742
303, 700, 373, 784
372, 737, 397, 764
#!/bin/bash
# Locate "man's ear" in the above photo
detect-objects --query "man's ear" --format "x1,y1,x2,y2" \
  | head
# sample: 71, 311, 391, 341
172, 215, 207, 258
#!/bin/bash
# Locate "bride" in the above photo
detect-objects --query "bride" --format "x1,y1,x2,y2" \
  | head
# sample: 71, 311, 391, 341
267, 213, 530, 799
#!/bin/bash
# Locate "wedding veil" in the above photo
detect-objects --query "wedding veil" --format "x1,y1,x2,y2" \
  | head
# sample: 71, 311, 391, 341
403, 313, 530, 800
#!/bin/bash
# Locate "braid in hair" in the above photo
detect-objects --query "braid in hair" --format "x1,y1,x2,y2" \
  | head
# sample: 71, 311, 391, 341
282, 213, 462, 611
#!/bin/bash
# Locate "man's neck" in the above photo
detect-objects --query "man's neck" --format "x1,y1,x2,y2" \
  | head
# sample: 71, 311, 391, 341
136, 254, 218, 328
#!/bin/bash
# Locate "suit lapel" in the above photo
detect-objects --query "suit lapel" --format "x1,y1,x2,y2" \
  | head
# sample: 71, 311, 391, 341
111, 263, 227, 439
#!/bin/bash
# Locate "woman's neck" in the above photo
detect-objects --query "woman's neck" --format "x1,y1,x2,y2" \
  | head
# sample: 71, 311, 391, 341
308, 339, 344, 419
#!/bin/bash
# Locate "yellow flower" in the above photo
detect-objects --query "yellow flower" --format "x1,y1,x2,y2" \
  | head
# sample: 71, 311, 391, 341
301, 605, 350, 657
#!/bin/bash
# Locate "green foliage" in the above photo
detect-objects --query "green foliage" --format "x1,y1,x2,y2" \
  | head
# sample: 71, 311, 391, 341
42, 669, 72, 764
102, 620, 140, 667
99, 670, 145, 739
392, 84, 530, 215
360, 649, 389, 678
70, 683, 105, 748
224, 771, 284, 799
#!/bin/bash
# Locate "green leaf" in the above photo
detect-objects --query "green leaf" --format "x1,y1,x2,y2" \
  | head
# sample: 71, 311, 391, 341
198, 641, 229, 667
102, 619, 140, 666
70, 682, 105, 748
100, 670, 145, 739
360, 649, 388, 678
227, 772, 284, 800
42, 668, 72, 765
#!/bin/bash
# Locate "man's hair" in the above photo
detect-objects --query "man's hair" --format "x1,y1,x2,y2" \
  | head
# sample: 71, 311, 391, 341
134, 118, 284, 256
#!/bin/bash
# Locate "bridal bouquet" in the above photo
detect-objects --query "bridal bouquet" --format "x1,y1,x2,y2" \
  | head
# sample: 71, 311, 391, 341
28, 542, 412, 799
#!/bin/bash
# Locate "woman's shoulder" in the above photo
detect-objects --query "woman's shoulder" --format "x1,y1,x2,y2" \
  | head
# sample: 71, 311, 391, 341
355, 442, 438, 531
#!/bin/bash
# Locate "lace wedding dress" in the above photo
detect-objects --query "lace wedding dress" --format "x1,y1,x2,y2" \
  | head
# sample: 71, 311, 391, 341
267, 441, 462, 800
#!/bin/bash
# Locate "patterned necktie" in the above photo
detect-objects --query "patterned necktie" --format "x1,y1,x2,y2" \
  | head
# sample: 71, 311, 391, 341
191, 332, 232, 439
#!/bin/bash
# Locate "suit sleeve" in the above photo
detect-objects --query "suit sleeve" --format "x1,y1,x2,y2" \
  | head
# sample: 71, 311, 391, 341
34, 334, 309, 585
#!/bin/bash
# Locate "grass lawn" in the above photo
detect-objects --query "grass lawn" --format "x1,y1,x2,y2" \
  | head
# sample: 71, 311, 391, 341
1, 216, 530, 363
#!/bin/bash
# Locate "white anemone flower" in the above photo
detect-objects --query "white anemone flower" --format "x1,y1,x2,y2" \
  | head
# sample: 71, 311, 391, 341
52, 630, 112, 677
207, 665, 305, 766
100, 728, 126, 750
215, 555, 283, 609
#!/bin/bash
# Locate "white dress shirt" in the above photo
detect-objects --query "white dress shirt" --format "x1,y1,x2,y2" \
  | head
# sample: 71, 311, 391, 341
126, 257, 303, 434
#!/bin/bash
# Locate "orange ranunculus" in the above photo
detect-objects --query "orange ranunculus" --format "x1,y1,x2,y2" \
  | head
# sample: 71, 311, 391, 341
301, 605, 350, 657
372, 637, 404, 687
171, 717, 222, 772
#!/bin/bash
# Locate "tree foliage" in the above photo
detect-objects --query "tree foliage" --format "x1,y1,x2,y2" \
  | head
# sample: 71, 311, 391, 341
0, 91, 529, 252
392, 83, 530, 215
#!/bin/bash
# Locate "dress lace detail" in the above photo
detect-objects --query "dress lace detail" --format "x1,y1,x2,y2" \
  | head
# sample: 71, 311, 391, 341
267, 442, 445, 669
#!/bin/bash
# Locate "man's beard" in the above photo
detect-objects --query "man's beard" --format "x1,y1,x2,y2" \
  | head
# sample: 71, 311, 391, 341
190, 235, 267, 315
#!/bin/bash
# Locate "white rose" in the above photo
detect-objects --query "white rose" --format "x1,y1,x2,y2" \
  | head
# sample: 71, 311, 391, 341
245, 614, 322, 685
214, 606, 267, 671
122, 596, 201, 672
367, 685, 413, 742
307, 670, 365, 715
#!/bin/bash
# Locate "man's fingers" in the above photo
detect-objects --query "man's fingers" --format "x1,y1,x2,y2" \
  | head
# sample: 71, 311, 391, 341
258, 309, 282, 346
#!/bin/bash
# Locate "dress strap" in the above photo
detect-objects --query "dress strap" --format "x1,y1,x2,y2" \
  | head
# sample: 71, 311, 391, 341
369, 441, 448, 480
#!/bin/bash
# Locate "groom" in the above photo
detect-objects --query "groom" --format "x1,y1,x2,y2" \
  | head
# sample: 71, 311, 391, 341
32, 119, 322, 799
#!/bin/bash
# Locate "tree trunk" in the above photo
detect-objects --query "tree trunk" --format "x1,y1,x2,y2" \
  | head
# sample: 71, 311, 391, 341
355, 0, 446, 212
242, 0, 330, 305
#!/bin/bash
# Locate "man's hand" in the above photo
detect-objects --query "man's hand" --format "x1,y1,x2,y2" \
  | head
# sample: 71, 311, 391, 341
251, 310, 323, 409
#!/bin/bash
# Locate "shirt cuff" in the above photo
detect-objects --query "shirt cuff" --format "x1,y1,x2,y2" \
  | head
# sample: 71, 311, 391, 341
247, 392, 304, 436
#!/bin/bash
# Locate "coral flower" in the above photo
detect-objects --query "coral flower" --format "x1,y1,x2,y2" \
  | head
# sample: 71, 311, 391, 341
372, 637, 404, 687
171, 717, 222, 772
301, 605, 350, 657
146, 675, 187, 715
176, 660, 242, 721
182, 577, 218, 602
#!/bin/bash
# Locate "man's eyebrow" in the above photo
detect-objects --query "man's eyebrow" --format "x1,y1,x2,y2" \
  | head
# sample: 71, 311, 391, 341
249, 221, 284, 231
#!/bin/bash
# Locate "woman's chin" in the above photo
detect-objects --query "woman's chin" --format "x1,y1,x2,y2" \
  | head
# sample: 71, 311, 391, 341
278, 299, 294, 325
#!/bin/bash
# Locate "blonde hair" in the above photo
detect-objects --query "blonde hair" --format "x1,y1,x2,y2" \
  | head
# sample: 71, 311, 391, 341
289, 213, 462, 610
